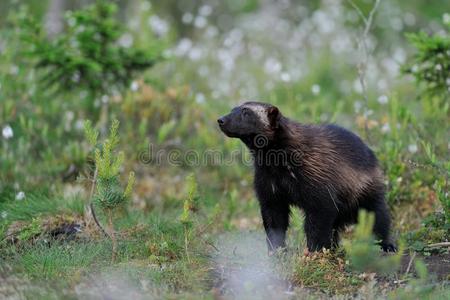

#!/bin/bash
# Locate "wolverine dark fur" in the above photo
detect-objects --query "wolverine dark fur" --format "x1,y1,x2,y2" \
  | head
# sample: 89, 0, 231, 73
218, 102, 396, 253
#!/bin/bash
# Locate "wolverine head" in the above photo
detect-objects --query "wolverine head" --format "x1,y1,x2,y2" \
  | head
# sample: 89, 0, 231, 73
218, 101, 281, 139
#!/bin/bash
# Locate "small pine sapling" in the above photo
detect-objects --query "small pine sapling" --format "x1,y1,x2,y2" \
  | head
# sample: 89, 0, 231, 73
19, 0, 163, 128
402, 20, 450, 98
343, 210, 403, 274
84, 119, 135, 262
179, 173, 199, 263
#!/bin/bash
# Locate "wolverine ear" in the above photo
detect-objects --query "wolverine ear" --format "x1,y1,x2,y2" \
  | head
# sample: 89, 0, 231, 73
267, 106, 280, 128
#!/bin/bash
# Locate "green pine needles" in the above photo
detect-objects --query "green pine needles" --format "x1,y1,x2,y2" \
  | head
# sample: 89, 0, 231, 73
402, 21, 450, 98
85, 119, 135, 210
343, 210, 403, 274
20, 0, 162, 99
180, 173, 199, 263
84, 118, 135, 262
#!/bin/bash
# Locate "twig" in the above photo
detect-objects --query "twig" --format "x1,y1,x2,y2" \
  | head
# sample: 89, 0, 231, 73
88, 167, 98, 201
107, 209, 117, 263
184, 225, 191, 263
87, 167, 109, 237
404, 251, 416, 276
204, 239, 220, 253
90, 202, 109, 238
348, 0, 381, 144
347, 0, 368, 25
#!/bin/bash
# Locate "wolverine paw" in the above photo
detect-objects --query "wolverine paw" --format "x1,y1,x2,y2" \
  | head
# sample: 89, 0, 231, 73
380, 242, 397, 252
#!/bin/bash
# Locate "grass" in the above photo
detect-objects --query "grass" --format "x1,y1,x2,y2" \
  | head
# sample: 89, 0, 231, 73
0, 0, 449, 298
292, 250, 363, 295
0, 190, 449, 298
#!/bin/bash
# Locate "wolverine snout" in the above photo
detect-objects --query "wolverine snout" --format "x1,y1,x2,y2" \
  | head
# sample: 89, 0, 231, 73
217, 117, 226, 125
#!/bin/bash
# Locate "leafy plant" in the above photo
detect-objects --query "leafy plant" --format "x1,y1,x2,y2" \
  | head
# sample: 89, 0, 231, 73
84, 119, 135, 262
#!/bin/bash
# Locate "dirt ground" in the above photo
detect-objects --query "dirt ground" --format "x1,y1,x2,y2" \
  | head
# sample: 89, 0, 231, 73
399, 252, 450, 280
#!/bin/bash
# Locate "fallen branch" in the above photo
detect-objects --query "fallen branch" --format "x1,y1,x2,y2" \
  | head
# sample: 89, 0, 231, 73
427, 242, 450, 248
404, 251, 416, 277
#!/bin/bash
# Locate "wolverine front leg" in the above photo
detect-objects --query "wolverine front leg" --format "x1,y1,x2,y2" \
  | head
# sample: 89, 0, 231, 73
260, 202, 290, 252
304, 211, 336, 252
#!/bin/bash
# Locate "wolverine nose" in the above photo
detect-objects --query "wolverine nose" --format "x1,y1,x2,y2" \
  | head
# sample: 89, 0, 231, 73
217, 117, 225, 125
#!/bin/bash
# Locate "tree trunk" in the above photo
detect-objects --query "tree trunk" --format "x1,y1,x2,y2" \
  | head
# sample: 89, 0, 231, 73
108, 209, 117, 263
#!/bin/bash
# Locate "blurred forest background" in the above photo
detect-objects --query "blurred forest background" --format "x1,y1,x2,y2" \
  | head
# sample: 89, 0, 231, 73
0, 0, 449, 299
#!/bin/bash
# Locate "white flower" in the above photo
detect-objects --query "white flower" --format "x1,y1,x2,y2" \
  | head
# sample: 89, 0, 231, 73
435, 64, 442, 71
130, 81, 139, 92
199, 5, 212, 17
16, 191, 25, 201
118, 33, 133, 48
195, 93, 205, 104
194, 16, 207, 29
10, 65, 19, 75
67, 17, 76, 27
71, 71, 80, 83
264, 58, 281, 74
148, 15, 169, 36
280, 72, 291, 82
443, 13, 450, 25
381, 123, 390, 133
408, 144, 418, 154
66, 111, 75, 121
182, 13, 193, 24
75, 119, 84, 131
188, 47, 202, 61
101, 95, 109, 104
174, 38, 192, 56
377, 95, 389, 105
311, 84, 320, 95
2, 125, 13, 139
1, 211, 7, 219
363, 109, 374, 117
353, 79, 363, 93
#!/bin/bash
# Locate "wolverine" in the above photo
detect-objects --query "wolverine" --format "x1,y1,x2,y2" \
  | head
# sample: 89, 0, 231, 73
218, 101, 396, 253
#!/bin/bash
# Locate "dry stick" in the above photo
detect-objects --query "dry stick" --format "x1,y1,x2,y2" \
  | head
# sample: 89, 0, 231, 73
204, 239, 220, 253
427, 242, 450, 248
184, 225, 191, 263
348, 0, 381, 145
404, 251, 416, 277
